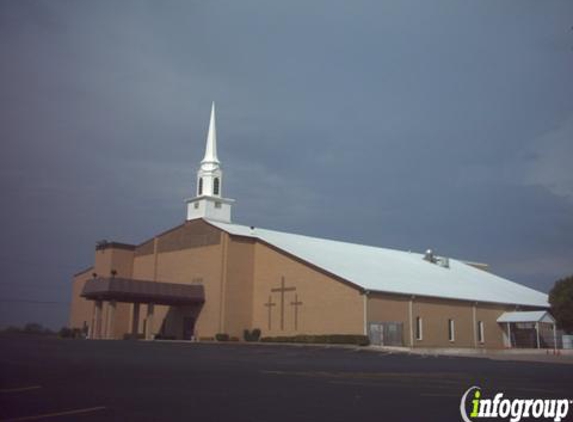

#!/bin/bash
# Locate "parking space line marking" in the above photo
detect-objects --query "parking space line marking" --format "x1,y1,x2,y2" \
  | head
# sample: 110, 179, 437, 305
0, 386, 42, 393
1, 406, 107, 421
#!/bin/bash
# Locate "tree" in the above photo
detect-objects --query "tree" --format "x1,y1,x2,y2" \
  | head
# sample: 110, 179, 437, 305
549, 275, 573, 334
24, 323, 46, 334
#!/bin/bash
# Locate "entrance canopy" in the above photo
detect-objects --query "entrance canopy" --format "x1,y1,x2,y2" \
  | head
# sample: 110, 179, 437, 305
81, 277, 204, 306
497, 311, 555, 324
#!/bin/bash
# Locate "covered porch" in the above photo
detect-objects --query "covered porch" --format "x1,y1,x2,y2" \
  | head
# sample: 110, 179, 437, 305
497, 311, 557, 349
81, 277, 204, 340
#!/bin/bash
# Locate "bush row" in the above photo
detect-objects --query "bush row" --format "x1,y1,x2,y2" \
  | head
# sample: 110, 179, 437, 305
260, 334, 370, 346
213, 329, 262, 342
214, 333, 240, 342
2, 323, 56, 336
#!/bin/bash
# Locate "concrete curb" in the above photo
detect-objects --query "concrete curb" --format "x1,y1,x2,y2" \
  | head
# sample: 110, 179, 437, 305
151, 339, 573, 363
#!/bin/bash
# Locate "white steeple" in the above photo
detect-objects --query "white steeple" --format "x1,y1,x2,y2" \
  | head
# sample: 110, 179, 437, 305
185, 102, 234, 223
201, 102, 219, 165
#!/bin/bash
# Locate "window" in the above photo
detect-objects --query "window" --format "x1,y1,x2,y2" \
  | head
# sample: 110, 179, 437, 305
448, 319, 455, 342
215, 201, 222, 209
477, 321, 484, 343
194, 202, 199, 209
213, 177, 220, 195
198, 178, 203, 195
415, 316, 423, 341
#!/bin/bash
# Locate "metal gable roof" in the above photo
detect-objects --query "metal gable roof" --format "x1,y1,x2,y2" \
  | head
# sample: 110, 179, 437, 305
497, 311, 555, 324
206, 219, 549, 308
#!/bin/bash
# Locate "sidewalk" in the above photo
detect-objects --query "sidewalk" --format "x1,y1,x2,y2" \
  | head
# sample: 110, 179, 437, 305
372, 345, 573, 364
154, 338, 573, 364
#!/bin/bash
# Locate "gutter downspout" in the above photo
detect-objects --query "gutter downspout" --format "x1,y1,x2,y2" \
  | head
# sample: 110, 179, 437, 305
363, 290, 369, 336
409, 296, 415, 347
219, 233, 229, 334
472, 302, 478, 348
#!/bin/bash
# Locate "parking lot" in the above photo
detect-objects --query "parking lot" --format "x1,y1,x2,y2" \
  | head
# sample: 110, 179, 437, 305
1, 334, 572, 421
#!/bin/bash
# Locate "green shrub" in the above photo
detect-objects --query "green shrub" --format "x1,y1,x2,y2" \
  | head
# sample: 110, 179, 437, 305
251, 328, 261, 341
260, 334, 369, 346
1, 324, 55, 336
243, 328, 262, 342
24, 323, 45, 334
215, 333, 229, 342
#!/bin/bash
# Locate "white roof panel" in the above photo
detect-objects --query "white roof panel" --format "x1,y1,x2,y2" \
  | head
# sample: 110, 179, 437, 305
207, 220, 549, 308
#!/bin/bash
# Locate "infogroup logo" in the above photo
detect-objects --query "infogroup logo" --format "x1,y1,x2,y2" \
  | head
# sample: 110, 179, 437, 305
460, 386, 572, 422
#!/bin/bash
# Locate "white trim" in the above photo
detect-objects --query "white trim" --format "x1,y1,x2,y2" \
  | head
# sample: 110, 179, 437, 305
409, 297, 414, 346
363, 292, 368, 336
472, 303, 477, 347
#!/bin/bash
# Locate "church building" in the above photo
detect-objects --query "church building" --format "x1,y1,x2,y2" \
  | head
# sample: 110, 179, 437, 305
69, 104, 554, 349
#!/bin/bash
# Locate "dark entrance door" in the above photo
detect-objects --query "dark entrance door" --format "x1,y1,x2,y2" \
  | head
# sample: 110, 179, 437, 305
182, 317, 195, 340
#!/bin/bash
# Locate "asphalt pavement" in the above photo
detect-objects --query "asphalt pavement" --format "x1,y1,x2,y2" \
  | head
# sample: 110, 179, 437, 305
1, 334, 572, 422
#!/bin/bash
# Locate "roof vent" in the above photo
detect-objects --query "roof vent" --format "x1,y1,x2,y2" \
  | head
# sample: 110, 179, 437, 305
423, 249, 450, 269
424, 249, 436, 263
437, 256, 450, 268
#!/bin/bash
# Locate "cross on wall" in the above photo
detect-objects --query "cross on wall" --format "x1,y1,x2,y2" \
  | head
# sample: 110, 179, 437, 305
290, 294, 303, 331
271, 276, 296, 331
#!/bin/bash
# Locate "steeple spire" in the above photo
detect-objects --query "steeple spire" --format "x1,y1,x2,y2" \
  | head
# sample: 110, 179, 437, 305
185, 102, 234, 223
202, 102, 219, 165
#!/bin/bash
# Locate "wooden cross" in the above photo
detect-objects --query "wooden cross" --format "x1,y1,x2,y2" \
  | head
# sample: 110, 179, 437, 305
290, 294, 303, 331
271, 276, 296, 330
263, 295, 276, 330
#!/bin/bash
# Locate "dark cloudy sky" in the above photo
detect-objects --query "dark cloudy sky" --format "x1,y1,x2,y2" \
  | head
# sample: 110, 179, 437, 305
1, 1, 572, 329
